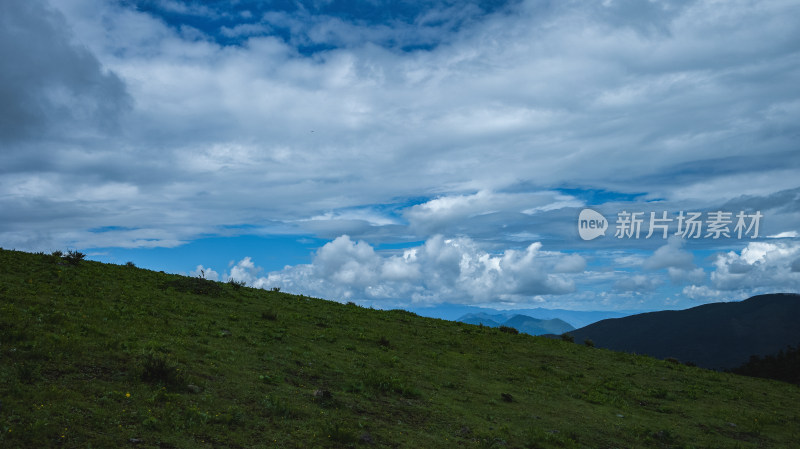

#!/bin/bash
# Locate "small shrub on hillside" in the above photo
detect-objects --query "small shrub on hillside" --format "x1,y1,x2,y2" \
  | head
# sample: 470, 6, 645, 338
262, 395, 296, 419
362, 369, 420, 398
140, 353, 182, 387
499, 325, 519, 334
312, 389, 335, 408
15, 362, 40, 384
323, 422, 358, 444
561, 333, 575, 343
51, 250, 63, 258
665, 357, 680, 364
228, 278, 246, 290
378, 336, 391, 348
64, 250, 86, 265
261, 310, 277, 321
584, 339, 595, 347
270, 286, 281, 292
258, 373, 282, 385
125, 261, 136, 268
164, 277, 222, 296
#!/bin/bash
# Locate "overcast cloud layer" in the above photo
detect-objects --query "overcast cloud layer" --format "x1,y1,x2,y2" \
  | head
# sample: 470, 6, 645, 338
2, 0, 799, 310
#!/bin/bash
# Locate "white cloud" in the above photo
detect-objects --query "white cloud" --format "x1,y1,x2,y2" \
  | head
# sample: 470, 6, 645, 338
220, 23, 271, 39
667, 266, 706, 284
404, 190, 581, 235
219, 235, 584, 304
612, 253, 646, 267
312, 235, 382, 287
768, 231, 799, 238
791, 258, 800, 273
303, 209, 399, 227
643, 237, 695, 270
614, 274, 661, 292
709, 241, 800, 291
224, 256, 261, 285
681, 285, 728, 301
25, 0, 795, 252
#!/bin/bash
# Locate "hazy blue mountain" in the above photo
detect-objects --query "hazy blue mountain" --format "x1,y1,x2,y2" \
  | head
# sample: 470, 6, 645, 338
456, 313, 575, 336
513, 307, 632, 329
408, 303, 632, 328
458, 313, 503, 327
503, 314, 574, 336
567, 293, 800, 370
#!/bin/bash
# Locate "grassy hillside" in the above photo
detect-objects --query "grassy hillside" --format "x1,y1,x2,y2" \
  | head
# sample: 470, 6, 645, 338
1, 248, 799, 448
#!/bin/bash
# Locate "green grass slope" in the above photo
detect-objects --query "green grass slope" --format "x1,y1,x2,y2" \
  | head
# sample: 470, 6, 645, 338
1, 248, 799, 448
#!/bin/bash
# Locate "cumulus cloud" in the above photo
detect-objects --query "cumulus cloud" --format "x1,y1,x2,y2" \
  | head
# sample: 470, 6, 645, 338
226, 256, 262, 285
678, 240, 800, 302
222, 235, 584, 304
709, 241, 800, 291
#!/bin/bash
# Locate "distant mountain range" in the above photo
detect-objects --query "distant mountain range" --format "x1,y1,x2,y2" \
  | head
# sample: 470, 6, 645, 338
565, 293, 800, 370
457, 312, 575, 336
407, 303, 632, 329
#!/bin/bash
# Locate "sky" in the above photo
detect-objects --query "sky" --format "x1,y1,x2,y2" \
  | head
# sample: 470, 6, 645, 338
1, 0, 799, 312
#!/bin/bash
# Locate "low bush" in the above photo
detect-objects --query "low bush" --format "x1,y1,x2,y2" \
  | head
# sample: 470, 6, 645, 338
228, 278, 246, 290
140, 353, 183, 387
64, 250, 86, 266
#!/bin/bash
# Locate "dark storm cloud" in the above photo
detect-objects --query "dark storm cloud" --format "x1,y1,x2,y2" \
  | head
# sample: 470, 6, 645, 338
0, 0, 130, 144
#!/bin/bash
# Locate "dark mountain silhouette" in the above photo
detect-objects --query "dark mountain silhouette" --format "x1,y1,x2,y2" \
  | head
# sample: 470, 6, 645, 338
566, 293, 800, 370
458, 312, 575, 336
